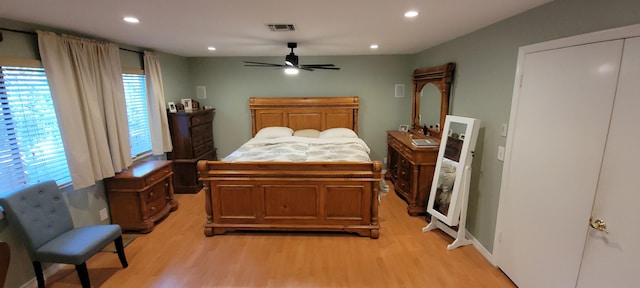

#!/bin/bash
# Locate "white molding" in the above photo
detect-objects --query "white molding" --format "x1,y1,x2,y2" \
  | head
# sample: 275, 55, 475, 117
468, 232, 497, 266
520, 24, 640, 54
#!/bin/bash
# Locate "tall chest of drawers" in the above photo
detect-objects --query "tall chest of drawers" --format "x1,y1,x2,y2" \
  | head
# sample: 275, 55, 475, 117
105, 160, 179, 233
386, 130, 439, 216
167, 109, 217, 193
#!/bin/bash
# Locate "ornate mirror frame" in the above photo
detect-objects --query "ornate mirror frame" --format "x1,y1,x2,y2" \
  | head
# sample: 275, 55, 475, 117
411, 62, 456, 139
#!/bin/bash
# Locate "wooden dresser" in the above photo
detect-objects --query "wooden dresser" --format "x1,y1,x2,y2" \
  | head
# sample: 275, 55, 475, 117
105, 160, 179, 233
386, 130, 439, 216
167, 109, 217, 193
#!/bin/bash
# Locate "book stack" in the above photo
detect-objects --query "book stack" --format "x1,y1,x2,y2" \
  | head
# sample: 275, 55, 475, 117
411, 138, 439, 147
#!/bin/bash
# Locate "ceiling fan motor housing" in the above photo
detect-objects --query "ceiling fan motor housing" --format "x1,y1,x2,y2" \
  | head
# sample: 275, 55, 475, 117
285, 53, 298, 66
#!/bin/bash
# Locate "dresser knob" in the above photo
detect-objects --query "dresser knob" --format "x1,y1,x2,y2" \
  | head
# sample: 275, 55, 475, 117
149, 192, 154, 198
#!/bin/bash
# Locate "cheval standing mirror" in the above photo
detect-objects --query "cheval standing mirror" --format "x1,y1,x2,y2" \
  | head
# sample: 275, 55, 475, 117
423, 115, 481, 250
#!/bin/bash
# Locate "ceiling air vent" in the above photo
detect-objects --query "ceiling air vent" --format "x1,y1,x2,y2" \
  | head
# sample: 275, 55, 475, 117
267, 24, 296, 32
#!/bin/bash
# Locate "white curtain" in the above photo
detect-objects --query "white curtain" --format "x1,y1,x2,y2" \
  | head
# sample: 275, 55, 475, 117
144, 51, 173, 154
37, 31, 132, 189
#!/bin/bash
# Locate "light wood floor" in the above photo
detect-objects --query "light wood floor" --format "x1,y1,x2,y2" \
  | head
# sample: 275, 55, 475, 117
46, 184, 515, 288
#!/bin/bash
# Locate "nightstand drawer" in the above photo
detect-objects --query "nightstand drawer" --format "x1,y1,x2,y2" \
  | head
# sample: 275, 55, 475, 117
145, 167, 172, 187
144, 196, 168, 218
144, 180, 169, 201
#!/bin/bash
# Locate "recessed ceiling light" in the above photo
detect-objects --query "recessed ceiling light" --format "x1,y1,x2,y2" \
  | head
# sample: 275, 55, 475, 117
123, 17, 140, 23
404, 10, 419, 18
207, 46, 216, 51
370, 44, 379, 49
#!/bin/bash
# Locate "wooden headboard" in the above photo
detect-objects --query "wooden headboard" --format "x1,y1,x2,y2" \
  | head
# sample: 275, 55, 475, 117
249, 96, 359, 136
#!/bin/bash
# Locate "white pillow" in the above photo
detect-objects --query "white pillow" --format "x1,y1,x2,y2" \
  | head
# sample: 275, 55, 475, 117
293, 129, 321, 138
254, 126, 293, 139
319, 128, 358, 138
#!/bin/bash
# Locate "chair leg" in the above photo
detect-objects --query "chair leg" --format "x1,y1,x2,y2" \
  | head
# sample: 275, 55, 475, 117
75, 262, 91, 288
114, 236, 129, 268
32, 261, 45, 288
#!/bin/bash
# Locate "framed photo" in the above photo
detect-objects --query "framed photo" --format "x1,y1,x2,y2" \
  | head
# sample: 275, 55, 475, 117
167, 102, 177, 113
181, 98, 193, 112
399, 124, 409, 132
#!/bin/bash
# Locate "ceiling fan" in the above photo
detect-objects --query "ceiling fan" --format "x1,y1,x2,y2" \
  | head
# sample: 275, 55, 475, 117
243, 42, 340, 72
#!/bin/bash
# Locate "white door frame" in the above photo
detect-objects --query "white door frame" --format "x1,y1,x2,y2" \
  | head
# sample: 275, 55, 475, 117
494, 23, 640, 285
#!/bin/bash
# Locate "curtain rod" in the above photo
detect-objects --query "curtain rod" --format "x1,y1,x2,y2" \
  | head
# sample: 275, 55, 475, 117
0, 27, 144, 55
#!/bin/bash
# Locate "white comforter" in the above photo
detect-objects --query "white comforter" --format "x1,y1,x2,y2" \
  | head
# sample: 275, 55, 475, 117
222, 136, 372, 162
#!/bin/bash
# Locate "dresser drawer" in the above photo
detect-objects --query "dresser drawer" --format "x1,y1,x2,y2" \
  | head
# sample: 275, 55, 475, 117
396, 179, 410, 194
193, 141, 214, 158
191, 123, 212, 138
399, 165, 411, 182
190, 113, 214, 126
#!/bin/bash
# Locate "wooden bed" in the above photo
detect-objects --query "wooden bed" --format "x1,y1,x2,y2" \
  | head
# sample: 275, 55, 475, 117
198, 96, 383, 238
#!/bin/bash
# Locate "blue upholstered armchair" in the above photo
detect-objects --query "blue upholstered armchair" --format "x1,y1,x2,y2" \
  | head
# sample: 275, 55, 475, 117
0, 181, 128, 288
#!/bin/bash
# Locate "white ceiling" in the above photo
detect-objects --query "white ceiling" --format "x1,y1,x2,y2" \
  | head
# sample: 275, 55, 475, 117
1, 0, 552, 57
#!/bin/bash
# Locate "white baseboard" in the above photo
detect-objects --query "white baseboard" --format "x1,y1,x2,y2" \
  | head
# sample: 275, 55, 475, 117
467, 232, 497, 266
20, 263, 66, 288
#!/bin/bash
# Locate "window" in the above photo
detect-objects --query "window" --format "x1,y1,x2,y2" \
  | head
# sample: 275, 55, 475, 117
122, 73, 152, 158
0, 66, 71, 193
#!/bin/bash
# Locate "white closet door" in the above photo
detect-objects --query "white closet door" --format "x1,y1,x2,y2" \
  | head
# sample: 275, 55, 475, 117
576, 37, 640, 288
494, 40, 623, 287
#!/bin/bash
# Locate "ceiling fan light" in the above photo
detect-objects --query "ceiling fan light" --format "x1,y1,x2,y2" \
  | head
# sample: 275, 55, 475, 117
284, 68, 299, 75
285, 53, 298, 66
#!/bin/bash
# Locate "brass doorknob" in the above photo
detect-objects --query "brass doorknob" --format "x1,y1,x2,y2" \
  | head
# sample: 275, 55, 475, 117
589, 218, 609, 234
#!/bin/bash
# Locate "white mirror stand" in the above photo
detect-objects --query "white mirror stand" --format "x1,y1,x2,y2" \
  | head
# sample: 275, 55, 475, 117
422, 115, 480, 250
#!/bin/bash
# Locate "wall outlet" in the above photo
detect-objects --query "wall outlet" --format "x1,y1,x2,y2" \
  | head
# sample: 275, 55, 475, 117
497, 146, 505, 161
99, 208, 108, 221
383, 157, 387, 164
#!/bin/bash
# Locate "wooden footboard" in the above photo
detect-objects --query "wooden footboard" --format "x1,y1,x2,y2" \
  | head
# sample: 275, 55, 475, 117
198, 160, 383, 239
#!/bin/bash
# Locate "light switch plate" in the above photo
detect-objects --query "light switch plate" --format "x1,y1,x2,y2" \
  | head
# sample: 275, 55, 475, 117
497, 146, 505, 161
500, 123, 508, 137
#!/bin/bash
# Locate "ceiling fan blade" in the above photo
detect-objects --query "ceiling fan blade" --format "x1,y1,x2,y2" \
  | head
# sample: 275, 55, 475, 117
300, 64, 336, 67
243, 43, 340, 72
243, 61, 284, 67
301, 65, 341, 70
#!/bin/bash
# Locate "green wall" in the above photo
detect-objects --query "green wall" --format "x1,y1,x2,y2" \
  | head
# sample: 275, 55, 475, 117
2, 0, 640, 285
184, 55, 413, 161
413, 0, 640, 252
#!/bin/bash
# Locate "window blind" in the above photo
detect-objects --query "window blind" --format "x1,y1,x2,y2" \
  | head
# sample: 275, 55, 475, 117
0, 66, 71, 193
122, 73, 152, 158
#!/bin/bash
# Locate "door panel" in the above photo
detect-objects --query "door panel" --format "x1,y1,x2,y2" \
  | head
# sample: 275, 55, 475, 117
576, 37, 640, 288
495, 40, 623, 287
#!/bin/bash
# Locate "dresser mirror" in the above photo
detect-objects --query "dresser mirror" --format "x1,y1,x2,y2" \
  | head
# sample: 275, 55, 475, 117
421, 83, 441, 129
426, 115, 480, 227
411, 62, 456, 139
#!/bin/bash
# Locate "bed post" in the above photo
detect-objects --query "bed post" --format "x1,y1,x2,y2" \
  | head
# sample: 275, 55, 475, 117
198, 160, 214, 236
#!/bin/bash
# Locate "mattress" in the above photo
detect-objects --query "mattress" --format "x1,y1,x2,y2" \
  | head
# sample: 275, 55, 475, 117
222, 136, 372, 162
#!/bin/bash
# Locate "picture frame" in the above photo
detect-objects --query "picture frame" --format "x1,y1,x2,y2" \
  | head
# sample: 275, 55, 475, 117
399, 124, 409, 132
167, 102, 177, 113
181, 98, 193, 112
